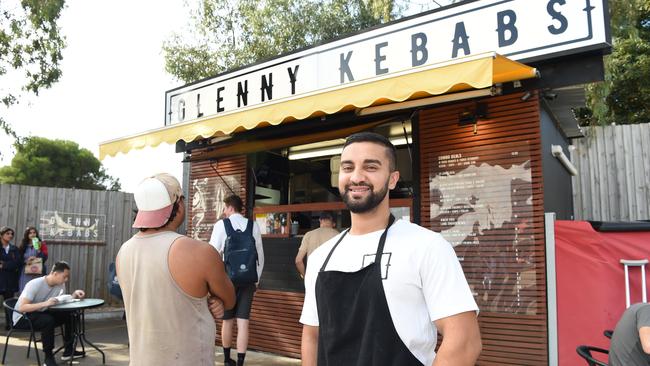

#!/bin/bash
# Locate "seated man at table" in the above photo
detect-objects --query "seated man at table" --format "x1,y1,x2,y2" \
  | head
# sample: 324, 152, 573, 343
13, 260, 86, 366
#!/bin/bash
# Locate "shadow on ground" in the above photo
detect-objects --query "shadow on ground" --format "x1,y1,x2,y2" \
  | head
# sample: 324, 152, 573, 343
1, 318, 300, 365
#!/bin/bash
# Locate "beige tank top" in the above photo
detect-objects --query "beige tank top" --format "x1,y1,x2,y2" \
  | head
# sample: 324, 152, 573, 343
117, 231, 216, 365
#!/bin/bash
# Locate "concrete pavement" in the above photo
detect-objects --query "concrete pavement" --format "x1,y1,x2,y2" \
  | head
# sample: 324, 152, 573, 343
1, 318, 301, 365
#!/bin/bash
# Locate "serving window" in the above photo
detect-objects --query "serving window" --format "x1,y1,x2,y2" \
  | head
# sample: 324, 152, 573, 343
252, 119, 414, 208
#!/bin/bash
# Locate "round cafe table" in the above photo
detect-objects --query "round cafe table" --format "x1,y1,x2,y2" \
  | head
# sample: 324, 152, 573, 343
49, 298, 106, 365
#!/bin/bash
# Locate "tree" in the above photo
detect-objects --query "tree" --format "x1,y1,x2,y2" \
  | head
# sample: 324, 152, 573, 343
0, 0, 66, 137
0, 137, 121, 191
581, 0, 650, 126
163, 0, 404, 84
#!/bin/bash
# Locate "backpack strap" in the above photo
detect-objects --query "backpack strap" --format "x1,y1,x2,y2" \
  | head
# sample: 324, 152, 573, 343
244, 219, 254, 235
223, 218, 235, 235
243, 219, 258, 266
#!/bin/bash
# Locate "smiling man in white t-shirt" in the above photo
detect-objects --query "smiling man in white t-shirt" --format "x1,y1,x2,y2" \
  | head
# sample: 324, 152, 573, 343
300, 132, 481, 366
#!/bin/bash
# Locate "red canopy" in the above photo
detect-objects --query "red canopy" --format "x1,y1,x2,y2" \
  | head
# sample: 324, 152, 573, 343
555, 220, 650, 365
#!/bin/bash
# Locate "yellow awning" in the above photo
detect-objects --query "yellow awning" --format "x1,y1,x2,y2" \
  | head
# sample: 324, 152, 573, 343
99, 53, 537, 160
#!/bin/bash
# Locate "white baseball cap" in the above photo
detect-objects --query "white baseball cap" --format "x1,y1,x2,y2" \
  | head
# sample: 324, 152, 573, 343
132, 173, 183, 228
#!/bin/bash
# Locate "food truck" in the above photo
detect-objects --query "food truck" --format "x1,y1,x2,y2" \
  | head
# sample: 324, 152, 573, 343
100, 0, 611, 364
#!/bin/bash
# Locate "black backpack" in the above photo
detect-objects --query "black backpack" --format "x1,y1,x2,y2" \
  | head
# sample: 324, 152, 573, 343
223, 218, 259, 285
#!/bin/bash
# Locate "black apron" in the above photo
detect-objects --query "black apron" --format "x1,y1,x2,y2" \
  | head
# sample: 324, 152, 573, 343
315, 215, 424, 366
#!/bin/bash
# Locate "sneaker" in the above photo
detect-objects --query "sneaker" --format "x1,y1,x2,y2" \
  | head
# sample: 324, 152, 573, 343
61, 350, 85, 361
43, 356, 59, 366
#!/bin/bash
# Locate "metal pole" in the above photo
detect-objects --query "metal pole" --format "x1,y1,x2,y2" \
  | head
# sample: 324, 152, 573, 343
625, 264, 631, 308
643, 265, 647, 303
545, 212, 558, 366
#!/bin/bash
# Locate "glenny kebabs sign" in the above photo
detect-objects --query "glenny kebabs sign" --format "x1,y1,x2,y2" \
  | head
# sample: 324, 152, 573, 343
164, 0, 609, 126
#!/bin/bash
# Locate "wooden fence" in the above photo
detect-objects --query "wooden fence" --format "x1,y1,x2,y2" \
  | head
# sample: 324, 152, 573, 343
0, 184, 136, 303
572, 123, 650, 221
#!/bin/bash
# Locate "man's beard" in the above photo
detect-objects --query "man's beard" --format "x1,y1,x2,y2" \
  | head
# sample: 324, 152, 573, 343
340, 180, 390, 213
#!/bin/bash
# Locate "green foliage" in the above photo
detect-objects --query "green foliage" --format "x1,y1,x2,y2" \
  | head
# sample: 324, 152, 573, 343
582, 0, 650, 126
0, 0, 66, 138
163, 0, 403, 84
603, 37, 650, 124
609, 0, 650, 39
0, 137, 121, 191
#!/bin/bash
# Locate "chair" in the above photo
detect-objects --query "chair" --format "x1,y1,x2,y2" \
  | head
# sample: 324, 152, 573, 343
576, 345, 609, 366
2, 298, 40, 365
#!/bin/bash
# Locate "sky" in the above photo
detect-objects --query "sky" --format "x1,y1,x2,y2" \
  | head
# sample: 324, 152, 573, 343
2, 0, 449, 193
2, 0, 188, 192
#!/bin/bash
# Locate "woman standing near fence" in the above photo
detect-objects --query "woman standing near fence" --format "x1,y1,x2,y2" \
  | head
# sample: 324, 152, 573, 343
0, 227, 20, 329
18, 227, 48, 292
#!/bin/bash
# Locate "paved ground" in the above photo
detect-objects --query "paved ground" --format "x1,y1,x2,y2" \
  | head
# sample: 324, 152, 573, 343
1, 318, 301, 366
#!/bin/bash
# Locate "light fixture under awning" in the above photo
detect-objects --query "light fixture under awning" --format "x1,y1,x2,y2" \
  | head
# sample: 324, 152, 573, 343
99, 52, 537, 160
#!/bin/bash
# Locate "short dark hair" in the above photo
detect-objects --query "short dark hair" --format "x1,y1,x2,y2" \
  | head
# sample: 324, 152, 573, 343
224, 195, 243, 213
52, 261, 70, 273
319, 211, 334, 221
342, 132, 397, 171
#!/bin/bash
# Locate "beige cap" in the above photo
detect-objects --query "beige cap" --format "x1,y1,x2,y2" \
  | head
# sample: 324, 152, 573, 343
132, 173, 182, 228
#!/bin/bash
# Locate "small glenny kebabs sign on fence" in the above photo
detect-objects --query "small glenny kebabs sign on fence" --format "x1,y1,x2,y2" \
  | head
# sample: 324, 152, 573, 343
39, 211, 106, 244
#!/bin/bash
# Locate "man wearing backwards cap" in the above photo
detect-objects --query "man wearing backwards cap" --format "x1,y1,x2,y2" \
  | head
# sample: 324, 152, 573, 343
117, 173, 235, 366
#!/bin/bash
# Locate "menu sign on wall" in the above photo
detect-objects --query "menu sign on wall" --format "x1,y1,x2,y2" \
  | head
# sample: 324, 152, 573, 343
429, 143, 537, 314
430, 151, 532, 246
39, 211, 106, 243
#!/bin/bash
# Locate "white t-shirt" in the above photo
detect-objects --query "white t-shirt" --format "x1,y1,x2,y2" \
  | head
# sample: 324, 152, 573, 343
209, 213, 265, 280
300, 219, 478, 365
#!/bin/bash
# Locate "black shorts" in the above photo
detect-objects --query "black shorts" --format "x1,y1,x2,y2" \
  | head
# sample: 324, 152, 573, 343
223, 284, 256, 320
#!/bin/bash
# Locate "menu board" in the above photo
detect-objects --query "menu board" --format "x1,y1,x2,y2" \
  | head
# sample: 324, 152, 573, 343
429, 143, 537, 314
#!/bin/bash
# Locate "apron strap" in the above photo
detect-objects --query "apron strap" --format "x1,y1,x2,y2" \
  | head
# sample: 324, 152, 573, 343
320, 214, 396, 272
320, 229, 349, 272
375, 214, 395, 260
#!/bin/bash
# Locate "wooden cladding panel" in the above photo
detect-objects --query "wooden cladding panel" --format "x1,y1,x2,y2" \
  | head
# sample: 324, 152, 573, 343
214, 290, 304, 359
187, 155, 248, 242
419, 91, 548, 365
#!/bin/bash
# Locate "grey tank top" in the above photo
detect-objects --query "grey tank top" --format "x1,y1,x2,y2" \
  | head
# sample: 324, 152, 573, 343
117, 231, 216, 365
